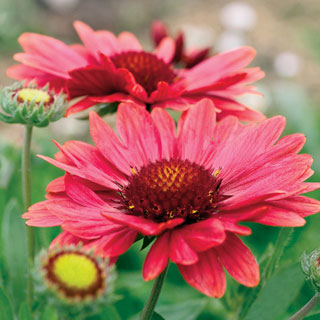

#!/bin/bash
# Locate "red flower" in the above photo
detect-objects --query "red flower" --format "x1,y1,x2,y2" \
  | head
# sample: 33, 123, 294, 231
8, 21, 264, 121
23, 99, 320, 297
151, 20, 211, 68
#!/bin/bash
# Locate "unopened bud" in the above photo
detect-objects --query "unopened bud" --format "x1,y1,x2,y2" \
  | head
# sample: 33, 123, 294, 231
0, 82, 66, 127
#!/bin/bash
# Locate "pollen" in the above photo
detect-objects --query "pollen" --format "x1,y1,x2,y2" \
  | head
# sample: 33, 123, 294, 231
110, 51, 176, 95
17, 88, 51, 104
120, 159, 222, 222
42, 247, 107, 302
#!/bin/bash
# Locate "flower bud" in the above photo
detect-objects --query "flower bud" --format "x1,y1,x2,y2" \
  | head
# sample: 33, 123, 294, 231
301, 249, 320, 291
0, 82, 66, 127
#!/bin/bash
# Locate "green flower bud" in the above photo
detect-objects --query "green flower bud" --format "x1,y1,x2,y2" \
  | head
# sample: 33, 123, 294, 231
0, 82, 67, 127
301, 249, 320, 291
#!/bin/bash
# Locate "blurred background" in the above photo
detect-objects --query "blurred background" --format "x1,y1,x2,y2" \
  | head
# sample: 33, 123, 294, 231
0, 0, 320, 319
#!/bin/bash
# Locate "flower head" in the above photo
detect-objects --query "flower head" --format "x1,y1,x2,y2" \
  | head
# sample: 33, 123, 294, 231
0, 82, 66, 127
40, 245, 110, 303
8, 21, 264, 121
23, 99, 320, 297
151, 20, 211, 68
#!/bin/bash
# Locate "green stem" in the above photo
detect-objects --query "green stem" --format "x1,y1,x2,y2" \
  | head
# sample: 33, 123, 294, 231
289, 293, 320, 320
22, 125, 35, 309
140, 265, 169, 320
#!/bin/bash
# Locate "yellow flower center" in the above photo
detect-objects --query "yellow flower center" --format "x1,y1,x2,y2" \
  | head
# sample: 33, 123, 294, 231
17, 88, 51, 104
52, 253, 98, 290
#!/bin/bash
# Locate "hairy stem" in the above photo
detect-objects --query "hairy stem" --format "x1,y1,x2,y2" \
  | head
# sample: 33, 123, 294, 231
22, 125, 35, 309
140, 265, 169, 320
289, 293, 320, 320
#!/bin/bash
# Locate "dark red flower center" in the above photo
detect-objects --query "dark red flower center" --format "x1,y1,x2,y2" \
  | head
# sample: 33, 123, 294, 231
119, 159, 222, 222
110, 51, 176, 95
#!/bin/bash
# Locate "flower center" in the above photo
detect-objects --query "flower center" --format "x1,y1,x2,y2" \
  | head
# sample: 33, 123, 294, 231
17, 88, 51, 104
110, 51, 176, 95
42, 249, 106, 301
120, 159, 221, 222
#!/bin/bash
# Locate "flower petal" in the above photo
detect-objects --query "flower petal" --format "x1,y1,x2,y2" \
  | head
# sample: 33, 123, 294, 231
214, 233, 259, 287
178, 249, 226, 297
143, 232, 170, 280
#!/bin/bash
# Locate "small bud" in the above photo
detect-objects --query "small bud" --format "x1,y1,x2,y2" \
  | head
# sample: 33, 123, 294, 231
0, 82, 66, 127
301, 249, 320, 291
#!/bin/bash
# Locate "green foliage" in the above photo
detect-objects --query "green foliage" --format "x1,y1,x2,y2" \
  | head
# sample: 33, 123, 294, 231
243, 264, 305, 320
0, 287, 14, 320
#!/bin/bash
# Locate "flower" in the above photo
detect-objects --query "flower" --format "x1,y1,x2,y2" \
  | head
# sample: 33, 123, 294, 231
8, 21, 264, 121
150, 20, 211, 68
40, 245, 109, 302
0, 82, 66, 127
23, 99, 320, 297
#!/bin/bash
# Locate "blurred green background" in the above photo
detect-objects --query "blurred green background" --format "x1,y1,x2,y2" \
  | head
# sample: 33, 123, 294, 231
0, 0, 320, 319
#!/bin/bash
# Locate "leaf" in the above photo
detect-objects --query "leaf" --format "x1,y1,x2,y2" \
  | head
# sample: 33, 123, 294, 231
1, 198, 27, 309
39, 305, 59, 320
305, 311, 320, 320
152, 311, 166, 320
101, 305, 122, 320
140, 236, 156, 251
18, 302, 32, 320
0, 287, 14, 320
156, 299, 207, 320
244, 264, 305, 320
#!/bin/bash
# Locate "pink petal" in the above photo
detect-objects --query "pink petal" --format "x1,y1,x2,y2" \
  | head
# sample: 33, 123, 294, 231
89, 111, 131, 175
180, 218, 226, 252
22, 201, 62, 227
73, 21, 119, 59
101, 210, 184, 236
94, 228, 138, 257
64, 173, 105, 207
214, 233, 259, 287
117, 32, 142, 51
151, 107, 176, 160
178, 249, 226, 297
50, 231, 87, 248
183, 46, 256, 91
151, 20, 168, 46
143, 232, 170, 280
155, 37, 175, 63
169, 230, 198, 265
177, 98, 216, 163
116, 103, 162, 167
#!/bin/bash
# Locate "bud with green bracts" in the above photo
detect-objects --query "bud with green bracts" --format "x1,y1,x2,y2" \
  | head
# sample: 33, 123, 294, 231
301, 249, 320, 291
0, 82, 67, 127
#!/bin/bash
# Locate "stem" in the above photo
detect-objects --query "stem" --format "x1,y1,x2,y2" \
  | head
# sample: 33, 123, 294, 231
140, 265, 169, 320
22, 125, 35, 309
289, 293, 320, 320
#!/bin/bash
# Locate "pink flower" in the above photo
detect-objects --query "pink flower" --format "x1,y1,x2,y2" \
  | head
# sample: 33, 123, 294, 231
8, 21, 264, 121
150, 20, 211, 68
23, 99, 320, 297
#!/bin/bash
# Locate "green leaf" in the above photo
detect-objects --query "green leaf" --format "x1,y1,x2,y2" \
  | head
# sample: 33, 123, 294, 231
100, 305, 122, 320
156, 299, 207, 320
244, 264, 305, 320
39, 305, 59, 320
152, 311, 166, 320
140, 236, 156, 251
0, 287, 14, 320
305, 311, 320, 320
18, 302, 32, 320
1, 198, 27, 309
